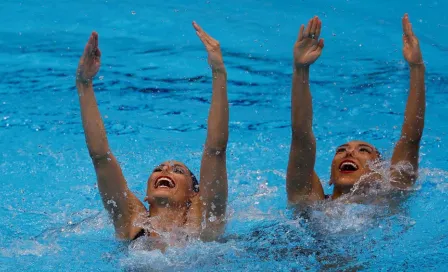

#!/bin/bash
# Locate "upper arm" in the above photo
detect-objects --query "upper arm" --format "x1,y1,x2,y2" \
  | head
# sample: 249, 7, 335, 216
93, 153, 146, 239
286, 134, 324, 204
390, 138, 420, 188
197, 147, 228, 240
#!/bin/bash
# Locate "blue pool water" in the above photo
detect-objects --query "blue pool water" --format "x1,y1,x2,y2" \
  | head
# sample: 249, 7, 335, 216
1, 0, 447, 271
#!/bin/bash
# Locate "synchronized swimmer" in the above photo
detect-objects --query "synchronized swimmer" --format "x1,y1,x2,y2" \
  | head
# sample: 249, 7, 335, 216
76, 22, 228, 242
75, 14, 425, 244
286, 14, 424, 203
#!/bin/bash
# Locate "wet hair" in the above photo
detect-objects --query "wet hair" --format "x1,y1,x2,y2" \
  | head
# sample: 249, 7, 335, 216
188, 169, 200, 193
375, 149, 382, 159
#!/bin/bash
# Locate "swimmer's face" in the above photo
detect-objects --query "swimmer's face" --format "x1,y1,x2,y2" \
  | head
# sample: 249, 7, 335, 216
330, 141, 380, 188
145, 160, 196, 207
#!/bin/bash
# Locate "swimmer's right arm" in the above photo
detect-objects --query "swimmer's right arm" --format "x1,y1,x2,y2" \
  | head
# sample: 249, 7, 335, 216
193, 22, 229, 240
76, 32, 146, 239
287, 16, 325, 204
391, 14, 425, 187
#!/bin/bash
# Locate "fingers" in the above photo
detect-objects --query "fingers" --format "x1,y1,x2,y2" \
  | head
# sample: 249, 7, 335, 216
297, 25, 305, 42
83, 34, 93, 56
312, 38, 325, 52
193, 21, 210, 45
92, 31, 99, 50
310, 16, 318, 37
302, 16, 321, 40
84, 31, 100, 58
303, 17, 312, 38
315, 18, 322, 40
192, 21, 203, 32
318, 38, 324, 49
402, 13, 414, 37
402, 34, 410, 48
192, 21, 219, 50
96, 48, 102, 58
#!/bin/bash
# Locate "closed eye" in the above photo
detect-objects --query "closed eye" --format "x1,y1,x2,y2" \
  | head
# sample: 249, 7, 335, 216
336, 147, 346, 153
173, 166, 186, 174
359, 147, 372, 153
153, 167, 162, 172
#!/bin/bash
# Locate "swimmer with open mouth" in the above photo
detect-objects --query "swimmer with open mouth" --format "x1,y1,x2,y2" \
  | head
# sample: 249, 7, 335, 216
75, 21, 229, 242
286, 14, 425, 203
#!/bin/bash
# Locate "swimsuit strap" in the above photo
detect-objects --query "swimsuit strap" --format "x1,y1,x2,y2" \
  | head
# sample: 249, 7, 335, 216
132, 229, 146, 240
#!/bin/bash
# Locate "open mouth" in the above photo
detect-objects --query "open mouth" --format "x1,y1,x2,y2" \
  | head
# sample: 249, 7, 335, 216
154, 176, 176, 189
339, 160, 359, 173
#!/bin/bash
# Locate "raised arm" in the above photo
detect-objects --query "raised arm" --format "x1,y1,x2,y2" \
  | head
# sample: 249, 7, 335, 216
391, 14, 425, 187
287, 16, 325, 204
76, 32, 146, 239
192, 22, 229, 240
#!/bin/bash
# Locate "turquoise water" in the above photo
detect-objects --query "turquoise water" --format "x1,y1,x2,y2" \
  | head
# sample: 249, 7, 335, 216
1, 0, 447, 271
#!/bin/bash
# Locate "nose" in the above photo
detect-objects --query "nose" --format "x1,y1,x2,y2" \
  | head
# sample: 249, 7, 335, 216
345, 146, 356, 156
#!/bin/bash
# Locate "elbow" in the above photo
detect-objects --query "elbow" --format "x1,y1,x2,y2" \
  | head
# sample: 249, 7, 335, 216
86, 142, 111, 163
398, 134, 422, 146
204, 145, 227, 157
401, 122, 424, 144
89, 150, 112, 164
291, 129, 315, 144
204, 134, 228, 155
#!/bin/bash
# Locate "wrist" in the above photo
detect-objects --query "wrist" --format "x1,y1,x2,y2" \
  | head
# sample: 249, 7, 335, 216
294, 66, 310, 73
409, 62, 425, 69
211, 66, 227, 75
76, 77, 93, 88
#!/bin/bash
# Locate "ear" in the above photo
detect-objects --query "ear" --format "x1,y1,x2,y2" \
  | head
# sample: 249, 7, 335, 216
329, 179, 334, 186
144, 196, 149, 202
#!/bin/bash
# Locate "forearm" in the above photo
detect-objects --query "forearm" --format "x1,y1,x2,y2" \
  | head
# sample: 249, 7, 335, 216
400, 64, 425, 143
199, 68, 229, 226
287, 67, 318, 199
291, 67, 314, 139
204, 69, 229, 152
76, 81, 110, 159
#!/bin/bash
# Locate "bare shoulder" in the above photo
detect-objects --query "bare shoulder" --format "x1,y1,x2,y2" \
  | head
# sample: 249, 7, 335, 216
116, 194, 148, 240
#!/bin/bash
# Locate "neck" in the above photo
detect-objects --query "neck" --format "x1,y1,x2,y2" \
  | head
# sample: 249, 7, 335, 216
331, 184, 353, 200
148, 202, 188, 232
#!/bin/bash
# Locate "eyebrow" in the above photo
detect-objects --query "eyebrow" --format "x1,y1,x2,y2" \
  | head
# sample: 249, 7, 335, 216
336, 144, 374, 149
157, 163, 186, 169
359, 144, 374, 149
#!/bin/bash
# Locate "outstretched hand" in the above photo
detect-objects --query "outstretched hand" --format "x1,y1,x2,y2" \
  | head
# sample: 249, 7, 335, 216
294, 16, 324, 68
402, 13, 423, 66
77, 32, 101, 84
193, 22, 225, 72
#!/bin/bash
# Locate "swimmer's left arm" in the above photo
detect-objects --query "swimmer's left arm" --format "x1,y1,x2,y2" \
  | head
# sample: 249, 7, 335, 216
193, 22, 229, 240
391, 14, 425, 187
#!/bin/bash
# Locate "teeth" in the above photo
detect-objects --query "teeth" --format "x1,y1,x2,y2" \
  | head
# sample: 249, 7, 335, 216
156, 177, 174, 188
340, 162, 358, 170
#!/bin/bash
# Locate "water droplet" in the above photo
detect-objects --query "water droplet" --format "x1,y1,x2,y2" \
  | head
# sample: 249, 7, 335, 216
131, 11, 136, 15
